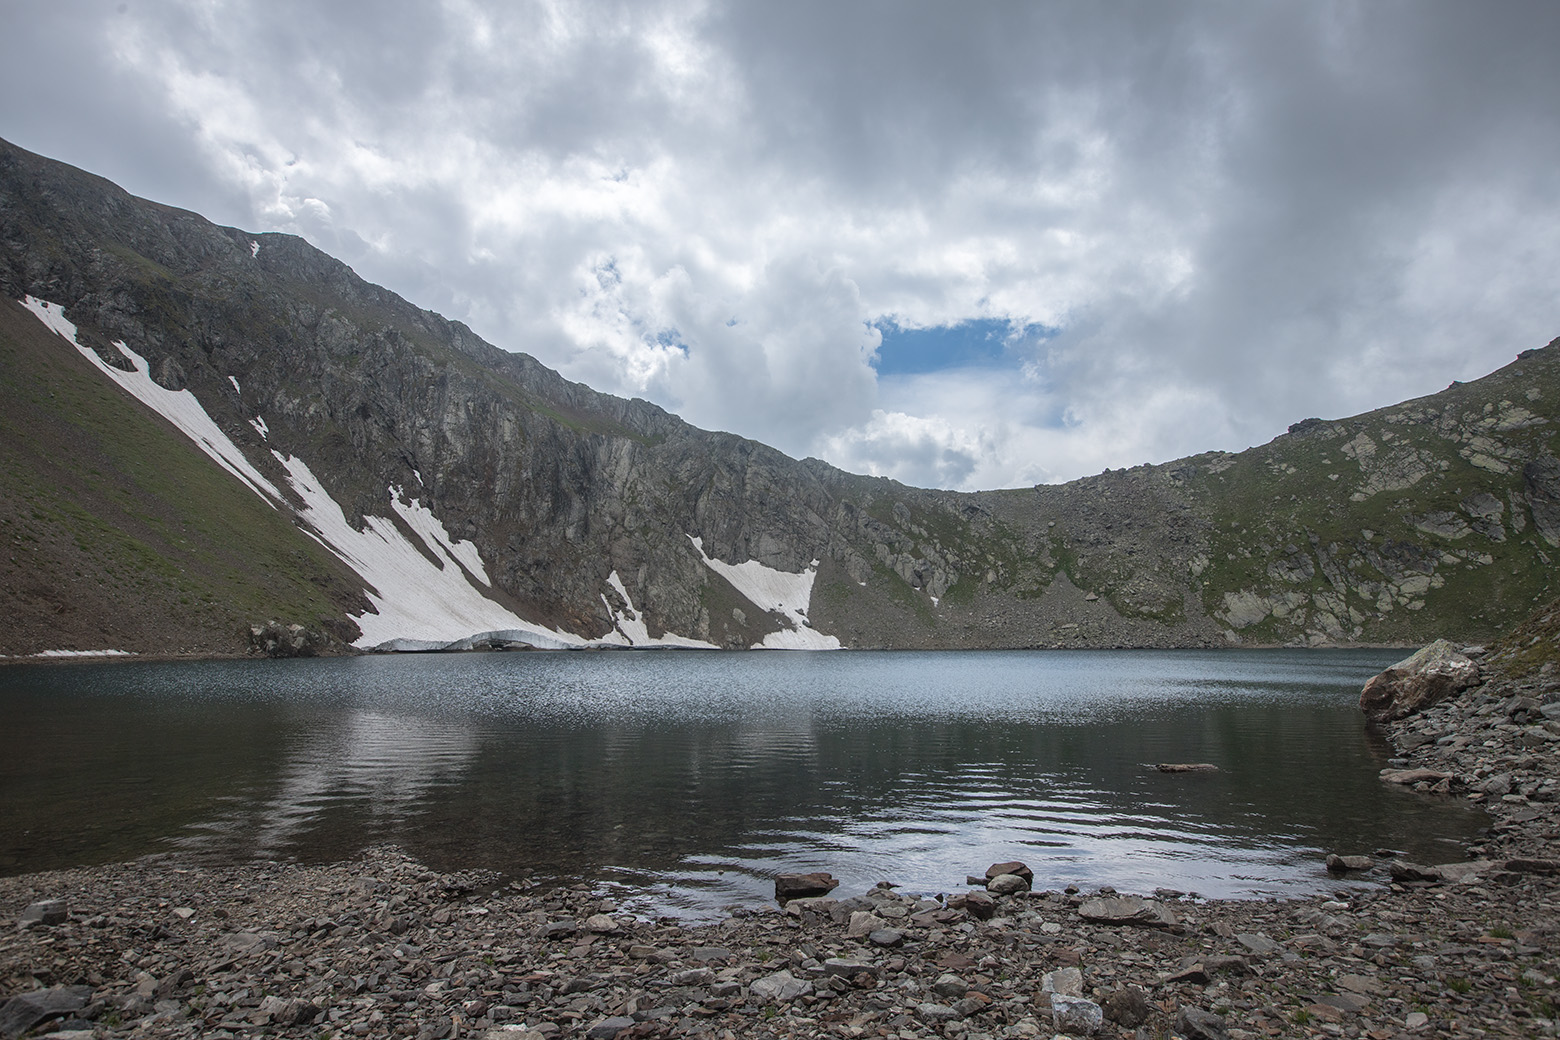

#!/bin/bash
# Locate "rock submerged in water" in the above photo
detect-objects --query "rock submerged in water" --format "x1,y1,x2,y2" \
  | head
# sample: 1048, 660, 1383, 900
1325, 853, 1375, 873
1359, 638, 1481, 721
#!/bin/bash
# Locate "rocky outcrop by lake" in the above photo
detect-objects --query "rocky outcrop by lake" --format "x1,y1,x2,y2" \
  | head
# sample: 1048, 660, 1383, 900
3, 649, 1558, 1040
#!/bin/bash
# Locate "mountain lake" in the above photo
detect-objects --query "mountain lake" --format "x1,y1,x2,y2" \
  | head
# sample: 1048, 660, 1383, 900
0, 648, 1486, 919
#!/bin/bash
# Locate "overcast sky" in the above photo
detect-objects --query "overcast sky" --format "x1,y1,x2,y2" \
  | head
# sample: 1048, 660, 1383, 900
4, 2, 1559, 489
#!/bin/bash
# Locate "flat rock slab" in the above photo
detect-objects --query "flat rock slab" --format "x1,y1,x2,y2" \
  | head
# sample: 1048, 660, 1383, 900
749, 970, 812, 1002
1155, 763, 1219, 773
1077, 895, 1179, 929
0, 985, 92, 1038
1235, 932, 1282, 955
1380, 767, 1452, 784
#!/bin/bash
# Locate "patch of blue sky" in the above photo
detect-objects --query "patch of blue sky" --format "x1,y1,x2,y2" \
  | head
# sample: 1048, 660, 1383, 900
870, 317, 1054, 376
651, 328, 688, 355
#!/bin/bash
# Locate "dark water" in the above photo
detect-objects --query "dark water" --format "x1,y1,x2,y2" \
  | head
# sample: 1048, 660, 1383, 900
0, 649, 1484, 919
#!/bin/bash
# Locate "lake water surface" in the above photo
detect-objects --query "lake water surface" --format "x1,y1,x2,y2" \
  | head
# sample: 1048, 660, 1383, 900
0, 649, 1485, 919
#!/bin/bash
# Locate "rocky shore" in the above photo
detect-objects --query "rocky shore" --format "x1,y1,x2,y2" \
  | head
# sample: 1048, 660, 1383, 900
3, 661, 1558, 1040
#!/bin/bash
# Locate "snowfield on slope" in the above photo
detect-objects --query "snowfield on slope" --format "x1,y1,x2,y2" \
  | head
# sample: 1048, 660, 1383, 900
688, 535, 841, 649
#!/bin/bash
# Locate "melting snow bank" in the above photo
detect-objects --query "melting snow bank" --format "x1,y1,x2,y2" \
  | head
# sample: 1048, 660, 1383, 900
688, 535, 841, 649
33, 649, 136, 658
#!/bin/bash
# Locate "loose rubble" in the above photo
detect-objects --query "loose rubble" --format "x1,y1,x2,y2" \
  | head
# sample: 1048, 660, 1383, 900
3, 654, 1558, 1039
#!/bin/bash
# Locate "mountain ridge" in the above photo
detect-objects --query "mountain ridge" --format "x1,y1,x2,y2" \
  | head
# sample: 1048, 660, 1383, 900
1, 137, 1555, 657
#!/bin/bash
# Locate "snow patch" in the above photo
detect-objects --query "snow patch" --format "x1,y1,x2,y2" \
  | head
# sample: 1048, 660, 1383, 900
601, 571, 716, 648
250, 415, 269, 439
229, 375, 242, 395
22, 297, 283, 506
274, 453, 585, 650
687, 535, 840, 649
250, 240, 260, 258
413, 469, 424, 486
388, 489, 490, 585
34, 649, 136, 658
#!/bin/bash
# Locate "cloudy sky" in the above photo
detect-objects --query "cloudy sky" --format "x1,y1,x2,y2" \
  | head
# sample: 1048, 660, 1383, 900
4, 2, 1559, 489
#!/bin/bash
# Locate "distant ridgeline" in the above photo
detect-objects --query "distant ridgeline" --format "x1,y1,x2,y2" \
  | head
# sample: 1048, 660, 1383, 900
1, 137, 1556, 656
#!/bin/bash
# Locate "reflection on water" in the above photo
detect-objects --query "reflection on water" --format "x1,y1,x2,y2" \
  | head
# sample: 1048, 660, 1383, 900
177, 710, 481, 860
0, 649, 1486, 919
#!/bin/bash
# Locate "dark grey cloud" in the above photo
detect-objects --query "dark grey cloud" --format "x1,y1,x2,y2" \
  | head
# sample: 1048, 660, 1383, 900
3, 1, 1557, 488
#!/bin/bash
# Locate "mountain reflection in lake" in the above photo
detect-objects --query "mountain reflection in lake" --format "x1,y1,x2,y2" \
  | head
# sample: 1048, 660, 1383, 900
0, 649, 1485, 919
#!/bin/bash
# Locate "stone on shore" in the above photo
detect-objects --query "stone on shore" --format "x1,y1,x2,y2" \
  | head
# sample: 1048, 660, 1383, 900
1176, 1005, 1231, 1040
984, 860, 1034, 883
1040, 966, 1084, 997
0, 986, 93, 1038
1359, 638, 1481, 721
1102, 986, 1150, 1027
986, 872, 1030, 895
1380, 766, 1452, 785
749, 970, 812, 1002
1050, 993, 1104, 1034
17, 899, 66, 929
1077, 894, 1179, 929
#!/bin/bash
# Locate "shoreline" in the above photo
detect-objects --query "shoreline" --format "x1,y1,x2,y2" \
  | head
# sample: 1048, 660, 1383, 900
0, 642, 1426, 670
2, 673, 1557, 1038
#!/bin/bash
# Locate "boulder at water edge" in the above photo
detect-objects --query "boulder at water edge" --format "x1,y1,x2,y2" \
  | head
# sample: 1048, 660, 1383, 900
774, 872, 839, 901
1359, 638, 1481, 722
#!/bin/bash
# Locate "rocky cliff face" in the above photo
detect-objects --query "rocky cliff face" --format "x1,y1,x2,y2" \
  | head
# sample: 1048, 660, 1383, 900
1, 137, 1555, 655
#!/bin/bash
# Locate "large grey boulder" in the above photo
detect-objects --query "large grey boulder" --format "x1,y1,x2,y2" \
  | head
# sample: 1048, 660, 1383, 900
1359, 639, 1481, 721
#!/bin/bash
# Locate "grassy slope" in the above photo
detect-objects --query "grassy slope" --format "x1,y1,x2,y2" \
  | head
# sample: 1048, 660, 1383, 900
1186, 348, 1558, 645
0, 298, 367, 657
